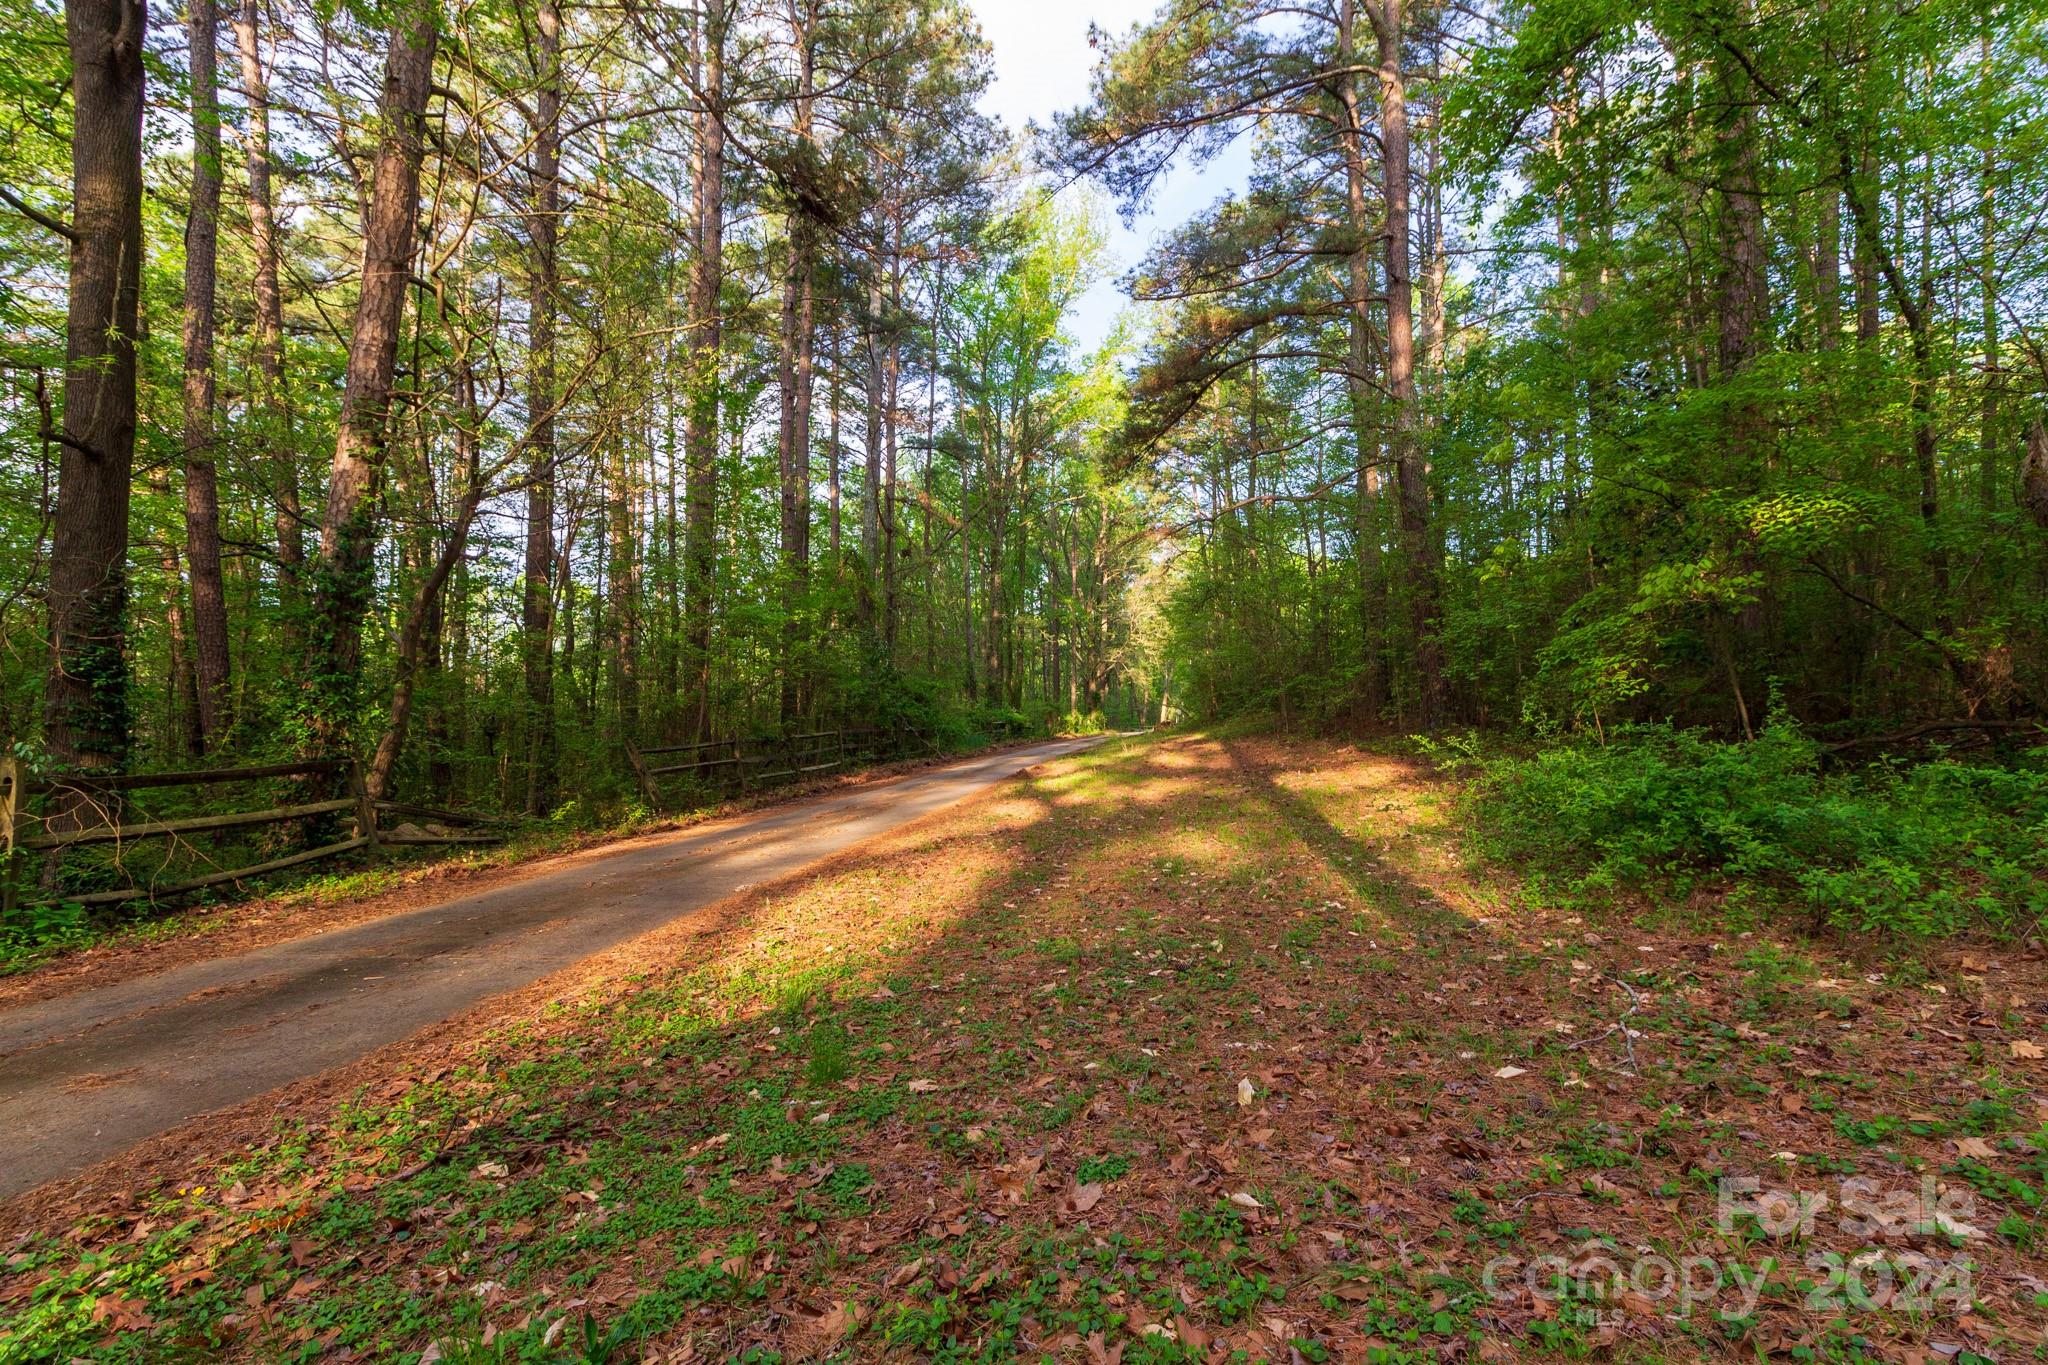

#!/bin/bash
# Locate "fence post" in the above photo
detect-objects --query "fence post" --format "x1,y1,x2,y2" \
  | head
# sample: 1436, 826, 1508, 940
0, 754, 19, 918
625, 741, 661, 811
349, 759, 379, 848
736, 738, 750, 795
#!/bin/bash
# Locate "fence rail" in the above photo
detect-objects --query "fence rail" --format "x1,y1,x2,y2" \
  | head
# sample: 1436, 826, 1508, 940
0, 722, 935, 916
17, 758, 353, 794
625, 725, 930, 812
0, 753, 509, 914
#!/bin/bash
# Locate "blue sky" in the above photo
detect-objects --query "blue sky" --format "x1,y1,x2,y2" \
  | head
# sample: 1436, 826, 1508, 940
970, 0, 1254, 353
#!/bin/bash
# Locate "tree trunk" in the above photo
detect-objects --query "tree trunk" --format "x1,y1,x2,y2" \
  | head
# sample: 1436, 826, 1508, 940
1711, 0, 1770, 686
776, 1, 817, 723
882, 210, 903, 660
1839, 146, 1948, 610
778, 218, 816, 722
521, 0, 561, 814
1713, 33, 1769, 382
983, 443, 1005, 702
1852, 148, 1881, 344
367, 366, 483, 800
1420, 42, 1446, 379
608, 432, 642, 741
1978, 29, 1999, 512
1007, 483, 1025, 708
45, 0, 145, 785
232, 0, 302, 613
1334, 0, 1388, 714
828, 323, 841, 560
306, 8, 437, 750
148, 468, 203, 758
962, 423, 976, 700
683, 0, 724, 741
862, 236, 884, 626
1369, 0, 1447, 727
2020, 419, 2048, 530
923, 259, 944, 675
659, 350, 680, 736
182, 0, 231, 749
1815, 189, 1841, 348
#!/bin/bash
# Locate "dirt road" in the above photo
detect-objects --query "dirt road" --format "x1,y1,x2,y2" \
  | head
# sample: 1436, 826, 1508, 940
0, 737, 1105, 1196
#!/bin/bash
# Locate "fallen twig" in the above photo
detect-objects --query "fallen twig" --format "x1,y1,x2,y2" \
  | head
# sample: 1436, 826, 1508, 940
1565, 974, 1641, 1076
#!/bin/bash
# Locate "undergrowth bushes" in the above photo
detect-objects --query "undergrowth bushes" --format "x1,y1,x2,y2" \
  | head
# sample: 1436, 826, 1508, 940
867, 672, 1041, 749
1441, 723, 2048, 937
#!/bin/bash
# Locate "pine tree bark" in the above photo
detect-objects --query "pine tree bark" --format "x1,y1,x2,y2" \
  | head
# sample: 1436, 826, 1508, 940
683, 0, 724, 742
776, 0, 817, 723
45, 0, 145, 783
182, 0, 231, 749
862, 234, 885, 626
1419, 47, 1447, 378
608, 432, 642, 742
160, 540, 202, 757
922, 259, 944, 676
232, 0, 302, 613
1334, 0, 1388, 714
982, 420, 1005, 702
306, 8, 437, 749
827, 324, 842, 560
1713, 40, 1768, 380
1368, 0, 1447, 727
882, 209, 903, 660
1711, 8, 1770, 607
521, 0, 561, 813
777, 230, 816, 721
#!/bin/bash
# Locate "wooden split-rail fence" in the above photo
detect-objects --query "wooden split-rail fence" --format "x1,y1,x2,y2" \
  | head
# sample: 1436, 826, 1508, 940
625, 725, 929, 812
0, 724, 933, 915
0, 754, 505, 914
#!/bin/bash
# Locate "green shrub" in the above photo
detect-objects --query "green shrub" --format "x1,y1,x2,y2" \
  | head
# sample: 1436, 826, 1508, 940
962, 701, 1037, 741
1457, 722, 2048, 936
858, 671, 1044, 750
0, 898, 100, 973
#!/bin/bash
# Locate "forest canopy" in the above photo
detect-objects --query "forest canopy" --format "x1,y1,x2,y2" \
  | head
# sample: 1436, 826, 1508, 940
1057, 0, 2048, 738
1, 0, 1159, 841
3, 0, 2046, 844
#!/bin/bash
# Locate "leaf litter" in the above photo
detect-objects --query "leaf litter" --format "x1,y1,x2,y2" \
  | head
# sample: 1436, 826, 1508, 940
4, 733, 2047, 1361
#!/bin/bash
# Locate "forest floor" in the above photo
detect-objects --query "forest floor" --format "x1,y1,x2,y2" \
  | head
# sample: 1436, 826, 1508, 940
5, 730, 2047, 1363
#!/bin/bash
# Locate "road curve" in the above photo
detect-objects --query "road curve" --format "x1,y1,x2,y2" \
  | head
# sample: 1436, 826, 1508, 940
0, 736, 1105, 1197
